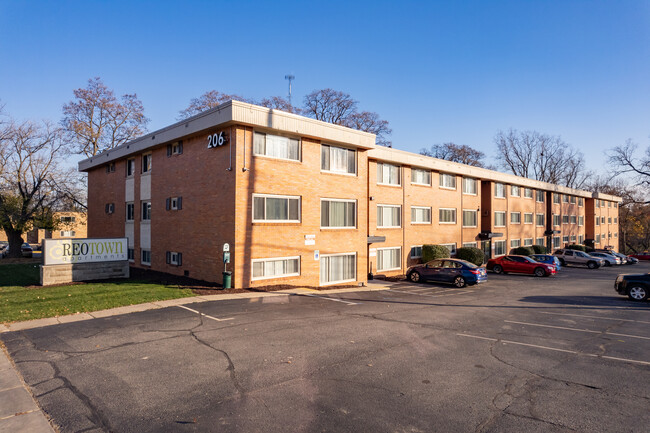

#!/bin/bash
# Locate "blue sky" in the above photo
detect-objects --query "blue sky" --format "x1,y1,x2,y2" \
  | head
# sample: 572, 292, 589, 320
1, 0, 649, 173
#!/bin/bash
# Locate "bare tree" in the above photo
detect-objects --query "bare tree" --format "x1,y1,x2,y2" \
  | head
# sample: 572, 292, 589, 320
258, 96, 299, 114
608, 139, 650, 194
344, 111, 393, 147
178, 90, 252, 119
62, 77, 149, 158
494, 129, 591, 188
0, 118, 76, 257
420, 142, 486, 167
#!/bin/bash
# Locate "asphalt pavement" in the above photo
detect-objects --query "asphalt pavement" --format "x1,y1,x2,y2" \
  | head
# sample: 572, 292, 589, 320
2, 262, 650, 432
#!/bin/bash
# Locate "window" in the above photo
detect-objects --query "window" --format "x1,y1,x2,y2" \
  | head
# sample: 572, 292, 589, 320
608, 217, 612, 224
141, 201, 151, 221
321, 144, 356, 175
571, 235, 577, 243
106, 162, 115, 173
166, 251, 183, 266
596, 201, 600, 208
127, 158, 135, 177
439, 208, 457, 224
60, 230, 76, 237
570, 196, 576, 204
536, 237, 545, 246
596, 218, 600, 226
463, 242, 478, 248
578, 235, 584, 244
510, 212, 521, 224
253, 194, 300, 223
320, 253, 356, 285
494, 211, 506, 227
252, 256, 300, 280
524, 238, 533, 246
141, 249, 151, 265
536, 214, 544, 226
596, 234, 601, 243
462, 210, 478, 227
463, 177, 477, 195
608, 201, 612, 208
614, 233, 618, 238
614, 203, 618, 208
562, 194, 569, 203
578, 197, 584, 206
411, 168, 431, 185
524, 213, 533, 224
105, 203, 115, 214
377, 205, 401, 228
562, 215, 569, 224
441, 244, 457, 255
494, 240, 506, 256
439, 173, 456, 189
511, 185, 520, 197
578, 216, 584, 226
524, 188, 533, 199
254, 132, 300, 161
553, 237, 560, 248
60, 216, 76, 223
553, 194, 560, 204
377, 247, 401, 271
563, 236, 569, 243
166, 197, 183, 211
321, 199, 356, 228
411, 206, 432, 224
128, 248, 134, 261
614, 217, 617, 224
410, 245, 423, 259
126, 203, 134, 221
495, 183, 505, 198
601, 216, 605, 224
142, 153, 152, 173
570, 215, 577, 224
510, 239, 521, 248
377, 163, 401, 185
553, 214, 560, 226
536, 190, 544, 202
167, 141, 184, 157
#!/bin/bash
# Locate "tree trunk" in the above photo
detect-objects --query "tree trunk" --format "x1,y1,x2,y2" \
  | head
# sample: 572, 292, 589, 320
4, 229, 25, 259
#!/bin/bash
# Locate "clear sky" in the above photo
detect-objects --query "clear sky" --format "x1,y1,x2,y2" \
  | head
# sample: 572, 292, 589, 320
1, 0, 648, 173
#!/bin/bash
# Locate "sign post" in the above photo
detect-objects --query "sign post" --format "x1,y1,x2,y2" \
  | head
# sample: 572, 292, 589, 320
222, 243, 231, 289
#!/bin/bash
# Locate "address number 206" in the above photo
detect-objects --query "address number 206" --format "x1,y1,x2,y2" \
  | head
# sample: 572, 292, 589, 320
207, 132, 226, 148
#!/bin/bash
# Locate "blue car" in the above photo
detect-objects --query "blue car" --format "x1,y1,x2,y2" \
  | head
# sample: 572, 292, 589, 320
406, 258, 487, 288
530, 254, 561, 271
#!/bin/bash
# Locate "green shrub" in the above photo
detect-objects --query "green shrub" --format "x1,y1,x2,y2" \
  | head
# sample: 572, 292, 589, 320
566, 244, 586, 252
422, 244, 450, 262
512, 246, 535, 256
455, 247, 485, 266
531, 244, 547, 254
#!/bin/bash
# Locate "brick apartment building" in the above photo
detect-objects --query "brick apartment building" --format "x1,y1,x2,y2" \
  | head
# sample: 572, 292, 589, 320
79, 101, 621, 288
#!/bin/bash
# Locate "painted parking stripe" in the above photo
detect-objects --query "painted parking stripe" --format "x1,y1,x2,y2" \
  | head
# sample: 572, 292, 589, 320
301, 293, 360, 305
539, 311, 650, 325
457, 333, 650, 366
397, 290, 473, 298
177, 305, 234, 322
504, 320, 650, 341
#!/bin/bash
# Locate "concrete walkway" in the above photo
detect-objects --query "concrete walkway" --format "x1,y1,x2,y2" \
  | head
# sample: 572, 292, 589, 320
0, 284, 389, 433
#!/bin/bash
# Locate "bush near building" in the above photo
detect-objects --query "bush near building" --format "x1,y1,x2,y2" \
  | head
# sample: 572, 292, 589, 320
512, 246, 535, 256
532, 245, 548, 254
422, 244, 450, 262
456, 247, 485, 266
566, 244, 587, 252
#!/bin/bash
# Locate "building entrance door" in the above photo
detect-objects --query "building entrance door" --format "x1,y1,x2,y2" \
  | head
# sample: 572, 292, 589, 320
481, 240, 491, 262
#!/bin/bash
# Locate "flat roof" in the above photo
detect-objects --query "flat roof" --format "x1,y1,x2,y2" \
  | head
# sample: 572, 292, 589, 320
79, 100, 376, 172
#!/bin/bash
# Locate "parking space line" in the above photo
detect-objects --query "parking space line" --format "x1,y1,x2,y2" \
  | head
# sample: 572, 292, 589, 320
457, 333, 650, 366
301, 293, 360, 305
539, 311, 650, 325
504, 320, 650, 341
177, 305, 235, 321
397, 290, 473, 298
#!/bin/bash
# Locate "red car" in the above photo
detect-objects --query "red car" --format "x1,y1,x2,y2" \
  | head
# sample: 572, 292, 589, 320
629, 252, 650, 261
486, 255, 556, 277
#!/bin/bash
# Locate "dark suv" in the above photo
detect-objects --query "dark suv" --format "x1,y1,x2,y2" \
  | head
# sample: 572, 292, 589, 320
615, 273, 650, 301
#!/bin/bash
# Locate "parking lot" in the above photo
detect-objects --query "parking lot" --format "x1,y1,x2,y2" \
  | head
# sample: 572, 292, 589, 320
2, 262, 650, 432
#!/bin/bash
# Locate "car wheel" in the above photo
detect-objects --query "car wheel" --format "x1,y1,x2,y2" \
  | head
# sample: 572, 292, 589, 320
453, 276, 466, 288
604, 261, 611, 267
409, 271, 421, 283
559, 258, 566, 266
534, 267, 546, 277
587, 261, 598, 269
628, 286, 648, 302
493, 265, 503, 274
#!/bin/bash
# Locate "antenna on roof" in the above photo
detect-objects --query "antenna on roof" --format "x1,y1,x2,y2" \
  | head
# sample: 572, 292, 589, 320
285, 74, 295, 106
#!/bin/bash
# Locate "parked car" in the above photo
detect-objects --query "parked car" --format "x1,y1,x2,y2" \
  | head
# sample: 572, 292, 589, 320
0, 242, 7, 258
486, 255, 556, 277
553, 249, 604, 269
2, 243, 33, 258
629, 252, 650, 261
589, 252, 621, 266
615, 273, 650, 301
626, 256, 639, 264
529, 254, 562, 272
406, 258, 487, 288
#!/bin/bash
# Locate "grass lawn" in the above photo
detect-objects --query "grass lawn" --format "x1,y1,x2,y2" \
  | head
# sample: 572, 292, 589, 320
0, 264, 196, 323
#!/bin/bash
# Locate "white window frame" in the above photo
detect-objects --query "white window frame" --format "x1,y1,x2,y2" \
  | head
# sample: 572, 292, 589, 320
251, 256, 301, 281
60, 230, 76, 237
320, 198, 357, 229
141, 201, 151, 221
570, 235, 577, 243
570, 215, 577, 224
511, 185, 521, 197
441, 243, 457, 256
494, 240, 506, 256
377, 204, 402, 228
524, 188, 533, 199
376, 247, 402, 272
510, 212, 521, 224
126, 202, 135, 221
494, 211, 506, 228
563, 235, 569, 243
562, 215, 569, 224
524, 213, 533, 224
321, 144, 357, 176
510, 239, 521, 248
439, 173, 457, 190
141, 249, 151, 265
553, 237, 561, 248
536, 237, 545, 246
253, 132, 301, 162
536, 213, 544, 227
252, 193, 301, 223
536, 190, 545, 202
410, 245, 423, 259
562, 194, 569, 203
462, 209, 478, 228
462, 177, 477, 195
578, 197, 584, 207
411, 168, 431, 186
553, 214, 560, 226
553, 194, 560, 204
439, 208, 457, 224
320, 252, 357, 286
463, 242, 478, 248
523, 238, 533, 246
495, 183, 506, 198
377, 162, 401, 186
410, 206, 432, 225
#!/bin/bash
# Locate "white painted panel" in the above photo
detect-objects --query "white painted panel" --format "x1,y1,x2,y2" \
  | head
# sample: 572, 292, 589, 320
140, 174, 151, 200
125, 178, 134, 202
125, 222, 134, 247
140, 223, 151, 249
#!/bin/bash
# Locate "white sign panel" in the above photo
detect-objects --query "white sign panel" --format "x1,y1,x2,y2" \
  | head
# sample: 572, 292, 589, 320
369, 248, 377, 257
44, 238, 128, 265
223, 243, 230, 252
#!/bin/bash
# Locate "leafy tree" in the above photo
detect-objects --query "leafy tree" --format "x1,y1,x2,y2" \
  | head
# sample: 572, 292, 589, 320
62, 77, 149, 157
420, 142, 487, 167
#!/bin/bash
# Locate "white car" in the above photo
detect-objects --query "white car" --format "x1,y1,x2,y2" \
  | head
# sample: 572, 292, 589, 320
589, 252, 621, 266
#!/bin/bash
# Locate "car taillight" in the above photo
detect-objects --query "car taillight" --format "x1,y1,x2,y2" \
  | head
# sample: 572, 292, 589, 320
469, 269, 480, 275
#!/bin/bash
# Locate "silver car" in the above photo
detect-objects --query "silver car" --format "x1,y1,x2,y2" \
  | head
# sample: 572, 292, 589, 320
589, 252, 621, 266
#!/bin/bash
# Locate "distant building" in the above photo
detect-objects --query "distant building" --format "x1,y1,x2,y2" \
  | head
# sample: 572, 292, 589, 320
1, 211, 87, 244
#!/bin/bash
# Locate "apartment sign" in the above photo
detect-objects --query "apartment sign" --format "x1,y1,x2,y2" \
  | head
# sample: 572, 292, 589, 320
44, 238, 128, 265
